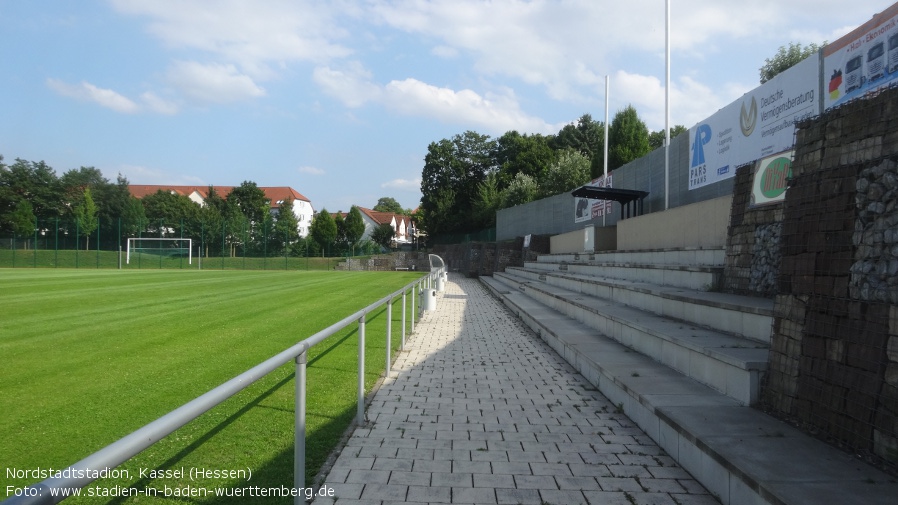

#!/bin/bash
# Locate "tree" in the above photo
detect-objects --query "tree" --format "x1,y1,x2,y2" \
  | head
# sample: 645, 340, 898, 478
493, 131, 556, 186
310, 209, 337, 255
420, 131, 495, 237
344, 206, 366, 254
199, 186, 225, 257
227, 181, 269, 255
371, 223, 395, 250
141, 189, 201, 235
373, 197, 404, 214
121, 193, 146, 241
73, 188, 98, 250
540, 149, 591, 197
333, 213, 347, 253
551, 114, 605, 179
0, 158, 62, 228
760, 42, 824, 84
473, 172, 502, 228
228, 181, 269, 225
608, 105, 650, 171
272, 198, 300, 255
501, 173, 539, 208
648, 125, 688, 150
9, 199, 35, 238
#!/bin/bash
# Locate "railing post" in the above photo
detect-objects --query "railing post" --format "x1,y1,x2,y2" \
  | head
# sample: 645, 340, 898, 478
411, 282, 416, 334
386, 296, 392, 373
294, 347, 307, 505
401, 290, 407, 351
357, 314, 366, 425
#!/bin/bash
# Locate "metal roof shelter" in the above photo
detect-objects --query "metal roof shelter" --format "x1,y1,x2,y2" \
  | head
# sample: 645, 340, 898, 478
571, 186, 650, 220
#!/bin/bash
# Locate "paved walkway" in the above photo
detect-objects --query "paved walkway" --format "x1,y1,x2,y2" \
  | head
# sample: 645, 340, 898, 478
316, 278, 720, 505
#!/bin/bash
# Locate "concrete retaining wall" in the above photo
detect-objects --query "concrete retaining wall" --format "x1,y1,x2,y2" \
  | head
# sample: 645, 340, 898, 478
616, 195, 732, 250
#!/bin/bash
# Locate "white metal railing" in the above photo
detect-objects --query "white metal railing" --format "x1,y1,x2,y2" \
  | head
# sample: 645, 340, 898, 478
4, 260, 445, 505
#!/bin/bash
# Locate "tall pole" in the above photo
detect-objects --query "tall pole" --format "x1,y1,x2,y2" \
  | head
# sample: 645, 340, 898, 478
604, 75, 610, 228
604, 75, 609, 179
665, 0, 671, 210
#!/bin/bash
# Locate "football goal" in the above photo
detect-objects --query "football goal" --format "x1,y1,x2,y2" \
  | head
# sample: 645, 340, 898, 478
126, 237, 192, 265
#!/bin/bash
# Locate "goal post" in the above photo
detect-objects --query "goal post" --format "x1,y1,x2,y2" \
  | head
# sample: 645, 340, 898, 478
126, 237, 193, 265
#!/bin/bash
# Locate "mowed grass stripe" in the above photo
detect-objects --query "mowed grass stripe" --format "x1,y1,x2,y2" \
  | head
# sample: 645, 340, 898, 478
1, 269, 421, 499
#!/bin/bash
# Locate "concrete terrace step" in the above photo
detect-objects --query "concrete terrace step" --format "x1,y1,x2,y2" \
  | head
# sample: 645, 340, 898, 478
525, 259, 723, 291
480, 275, 898, 505
537, 247, 726, 267
491, 271, 767, 406
505, 266, 774, 344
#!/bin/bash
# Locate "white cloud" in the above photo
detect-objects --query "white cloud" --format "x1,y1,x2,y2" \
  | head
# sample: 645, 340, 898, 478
47, 78, 140, 113
167, 61, 265, 103
611, 70, 750, 131
382, 78, 555, 135
110, 0, 353, 79
312, 62, 381, 107
298, 166, 325, 176
312, 60, 555, 135
431, 45, 458, 59
381, 177, 421, 191
140, 91, 179, 115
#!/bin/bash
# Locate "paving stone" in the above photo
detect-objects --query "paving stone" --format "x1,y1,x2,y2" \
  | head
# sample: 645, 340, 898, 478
495, 487, 542, 504
431, 471, 473, 487
512, 474, 557, 489
529, 462, 573, 476
371, 457, 413, 471
359, 483, 408, 501
473, 473, 515, 488
344, 469, 390, 484
555, 475, 602, 490
407, 484, 452, 503
540, 489, 589, 505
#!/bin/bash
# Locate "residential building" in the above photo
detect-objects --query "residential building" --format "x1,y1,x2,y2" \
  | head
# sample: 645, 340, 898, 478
129, 185, 314, 237
332, 207, 416, 246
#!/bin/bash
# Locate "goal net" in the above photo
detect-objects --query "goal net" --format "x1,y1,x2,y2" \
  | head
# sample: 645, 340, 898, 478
126, 237, 193, 264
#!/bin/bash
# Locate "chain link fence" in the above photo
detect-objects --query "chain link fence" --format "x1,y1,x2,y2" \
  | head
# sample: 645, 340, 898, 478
0, 217, 380, 270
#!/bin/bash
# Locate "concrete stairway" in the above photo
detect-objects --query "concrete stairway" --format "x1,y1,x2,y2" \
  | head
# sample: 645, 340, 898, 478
481, 247, 898, 505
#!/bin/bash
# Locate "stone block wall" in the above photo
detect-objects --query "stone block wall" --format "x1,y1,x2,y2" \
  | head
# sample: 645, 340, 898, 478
431, 236, 548, 277
764, 88, 898, 470
336, 251, 431, 271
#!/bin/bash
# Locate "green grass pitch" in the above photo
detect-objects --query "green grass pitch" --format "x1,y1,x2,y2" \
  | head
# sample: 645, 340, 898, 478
0, 269, 423, 503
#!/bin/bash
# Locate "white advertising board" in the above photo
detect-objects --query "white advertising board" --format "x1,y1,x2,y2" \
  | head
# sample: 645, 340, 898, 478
823, 2, 898, 110
573, 174, 612, 223
688, 56, 819, 190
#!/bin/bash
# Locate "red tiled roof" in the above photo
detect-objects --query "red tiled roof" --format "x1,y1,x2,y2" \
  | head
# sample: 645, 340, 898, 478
128, 185, 311, 208
357, 207, 412, 227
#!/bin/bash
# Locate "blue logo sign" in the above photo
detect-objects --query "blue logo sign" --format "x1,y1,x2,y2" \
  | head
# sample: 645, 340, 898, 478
691, 124, 712, 167
717, 166, 730, 175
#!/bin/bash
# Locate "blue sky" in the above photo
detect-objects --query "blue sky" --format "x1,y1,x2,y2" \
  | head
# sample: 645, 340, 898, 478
0, 0, 891, 213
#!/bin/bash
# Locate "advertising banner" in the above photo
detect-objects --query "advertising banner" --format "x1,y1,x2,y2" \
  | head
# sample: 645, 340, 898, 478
688, 56, 819, 190
573, 174, 612, 223
824, 2, 898, 110
751, 151, 793, 206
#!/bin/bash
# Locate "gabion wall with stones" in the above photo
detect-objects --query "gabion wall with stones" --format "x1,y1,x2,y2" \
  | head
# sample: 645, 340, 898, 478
723, 163, 784, 297
763, 87, 898, 471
